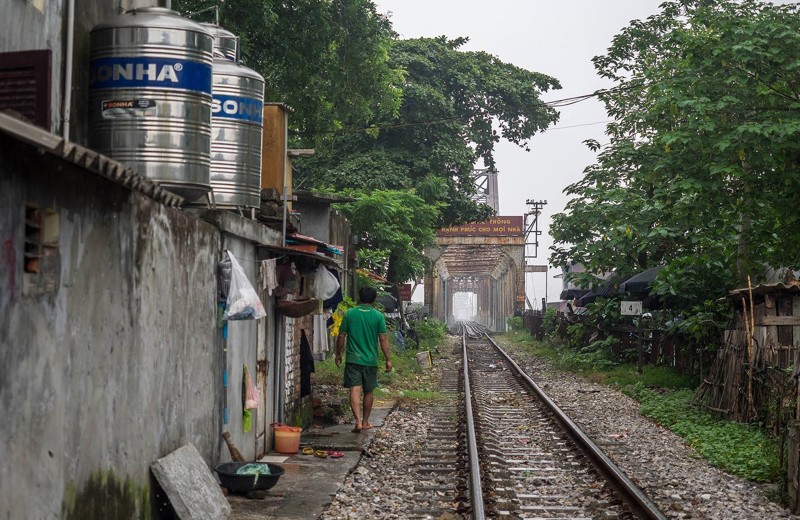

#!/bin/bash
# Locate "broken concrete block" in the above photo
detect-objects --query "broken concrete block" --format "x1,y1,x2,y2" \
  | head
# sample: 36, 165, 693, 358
151, 443, 231, 520
416, 351, 432, 370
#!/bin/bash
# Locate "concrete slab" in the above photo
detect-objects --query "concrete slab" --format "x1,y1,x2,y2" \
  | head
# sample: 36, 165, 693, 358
260, 455, 289, 463
151, 443, 232, 520
229, 404, 394, 519
300, 403, 391, 451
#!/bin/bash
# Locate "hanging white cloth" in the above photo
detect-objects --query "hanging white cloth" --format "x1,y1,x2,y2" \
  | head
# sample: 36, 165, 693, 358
313, 313, 329, 356
259, 258, 279, 296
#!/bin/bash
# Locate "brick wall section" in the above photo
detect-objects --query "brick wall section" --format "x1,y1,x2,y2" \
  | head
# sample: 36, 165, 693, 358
284, 314, 314, 422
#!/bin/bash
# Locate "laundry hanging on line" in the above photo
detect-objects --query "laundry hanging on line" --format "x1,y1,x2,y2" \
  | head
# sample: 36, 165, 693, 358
259, 258, 279, 296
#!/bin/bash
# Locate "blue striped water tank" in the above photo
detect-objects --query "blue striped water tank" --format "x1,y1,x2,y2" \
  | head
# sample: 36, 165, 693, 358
89, 7, 214, 203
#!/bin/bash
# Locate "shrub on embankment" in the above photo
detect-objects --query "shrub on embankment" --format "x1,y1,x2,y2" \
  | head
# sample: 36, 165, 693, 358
500, 330, 782, 485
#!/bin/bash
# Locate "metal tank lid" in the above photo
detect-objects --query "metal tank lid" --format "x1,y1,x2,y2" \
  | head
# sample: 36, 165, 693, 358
213, 57, 265, 82
201, 23, 239, 62
200, 23, 237, 41
92, 7, 213, 35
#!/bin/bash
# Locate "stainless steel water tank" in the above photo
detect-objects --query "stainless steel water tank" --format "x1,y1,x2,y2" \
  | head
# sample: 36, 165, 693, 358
89, 8, 214, 203
209, 56, 265, 209
201, 23, 238, 62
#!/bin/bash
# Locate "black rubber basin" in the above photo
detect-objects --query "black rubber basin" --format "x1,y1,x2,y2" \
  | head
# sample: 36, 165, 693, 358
214, 462, 284, 493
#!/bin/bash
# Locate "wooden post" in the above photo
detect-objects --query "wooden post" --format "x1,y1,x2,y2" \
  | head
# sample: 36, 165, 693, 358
743, 294, 755, 421
637, 317, 644, 374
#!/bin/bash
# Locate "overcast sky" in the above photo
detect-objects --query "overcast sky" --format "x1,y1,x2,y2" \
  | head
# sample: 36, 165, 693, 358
373, 0, 669, 306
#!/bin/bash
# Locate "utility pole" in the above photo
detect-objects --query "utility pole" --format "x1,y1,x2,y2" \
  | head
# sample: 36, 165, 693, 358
524, 199, 548, 311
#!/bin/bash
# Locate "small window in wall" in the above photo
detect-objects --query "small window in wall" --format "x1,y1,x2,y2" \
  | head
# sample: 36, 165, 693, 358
24, 205, 42, 273
24, 204, 59, 292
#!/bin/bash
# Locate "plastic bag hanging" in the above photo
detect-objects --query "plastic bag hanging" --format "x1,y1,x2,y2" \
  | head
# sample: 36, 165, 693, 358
242, 364, 257, 433
307, 264, 340, 300
244, 364, 259, 410
223, 250, 266, 320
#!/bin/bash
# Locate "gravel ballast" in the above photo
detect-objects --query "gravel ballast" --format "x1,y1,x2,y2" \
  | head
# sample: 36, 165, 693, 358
321, 335, 799, 519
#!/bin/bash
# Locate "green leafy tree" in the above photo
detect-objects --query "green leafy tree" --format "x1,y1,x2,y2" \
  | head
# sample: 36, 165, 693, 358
174, 0, 403, 136
173, 2, 562, 283
551, 0, 800, 310
336, 189, 438, 284
298, 36, 561, 227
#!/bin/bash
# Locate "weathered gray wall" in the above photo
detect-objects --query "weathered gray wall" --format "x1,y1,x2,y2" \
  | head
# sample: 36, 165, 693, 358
220, 236, 260, 462
295, 202, 329, 243
70, 0, 120, 144
0, 134, 222, 519
1, 0, 66, 132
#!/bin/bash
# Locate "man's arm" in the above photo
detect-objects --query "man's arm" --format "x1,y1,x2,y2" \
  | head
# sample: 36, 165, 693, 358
379, 333, 392, 372
335, 333, 346, 367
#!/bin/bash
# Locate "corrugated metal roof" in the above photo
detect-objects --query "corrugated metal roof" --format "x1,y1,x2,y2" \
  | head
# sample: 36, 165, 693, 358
258, 243, 342, 268
726, 282, 800, 300
0, 111, 184, 207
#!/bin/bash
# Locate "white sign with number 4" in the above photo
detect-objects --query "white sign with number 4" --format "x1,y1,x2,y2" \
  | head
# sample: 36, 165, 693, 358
621, 301, 643, 316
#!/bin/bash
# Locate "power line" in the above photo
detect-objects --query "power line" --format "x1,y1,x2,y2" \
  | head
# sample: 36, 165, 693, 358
549, 120, 611, 131
291, 86, 622, 137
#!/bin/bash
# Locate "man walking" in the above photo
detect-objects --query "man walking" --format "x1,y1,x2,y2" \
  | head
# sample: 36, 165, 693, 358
335, 287, 392, 432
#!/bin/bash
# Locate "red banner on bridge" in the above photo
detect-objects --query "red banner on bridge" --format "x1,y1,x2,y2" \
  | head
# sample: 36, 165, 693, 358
437, 216, 524, 237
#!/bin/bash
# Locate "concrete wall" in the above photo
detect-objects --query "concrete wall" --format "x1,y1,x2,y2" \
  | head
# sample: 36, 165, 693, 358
187, 211, 284, 460
219, 236, 260, 463
70, 0, 119, 145
295, 202, 329, 243
0, 133, 223, 518
277, 309, 318, 428
1, 0, 66, 133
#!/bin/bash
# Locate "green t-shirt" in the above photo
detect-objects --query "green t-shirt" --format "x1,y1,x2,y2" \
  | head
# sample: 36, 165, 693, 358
340, 304, 387, 366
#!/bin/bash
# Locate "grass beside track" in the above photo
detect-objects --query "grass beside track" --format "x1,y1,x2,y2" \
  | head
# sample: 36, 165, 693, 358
313, 325, 451, 402
498, 330, 783, 485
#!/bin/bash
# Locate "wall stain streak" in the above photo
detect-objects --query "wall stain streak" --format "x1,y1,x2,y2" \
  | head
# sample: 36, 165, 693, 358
4, 237, 14, 303
62, 470, 150, 520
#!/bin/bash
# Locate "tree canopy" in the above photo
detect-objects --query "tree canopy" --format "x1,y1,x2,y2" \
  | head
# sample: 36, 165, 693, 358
336, 190, 439, 285
174, 1, 561, 284
174, 0, 403, 135
550, 0, 800, 307
298, 36, 560, 282
298, 36, 559, 229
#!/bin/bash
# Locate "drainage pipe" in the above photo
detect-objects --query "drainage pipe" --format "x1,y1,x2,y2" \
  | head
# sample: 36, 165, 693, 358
62, 0, 75, 140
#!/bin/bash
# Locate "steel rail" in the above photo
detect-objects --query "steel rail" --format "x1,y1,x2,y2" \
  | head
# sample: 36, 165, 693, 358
482, 332, 667, 520
461, 326, 486, 520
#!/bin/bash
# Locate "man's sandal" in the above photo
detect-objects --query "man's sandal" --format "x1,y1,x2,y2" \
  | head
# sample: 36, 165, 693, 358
301, 446, 315, 455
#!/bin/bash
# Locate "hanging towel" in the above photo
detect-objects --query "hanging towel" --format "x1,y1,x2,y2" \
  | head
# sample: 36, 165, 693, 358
259, 258, 279, 296
300, 329, 315, 397
313, 314, 329, 358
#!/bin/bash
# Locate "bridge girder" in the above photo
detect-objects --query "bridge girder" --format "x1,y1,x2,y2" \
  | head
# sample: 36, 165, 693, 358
425, 237, 524, 331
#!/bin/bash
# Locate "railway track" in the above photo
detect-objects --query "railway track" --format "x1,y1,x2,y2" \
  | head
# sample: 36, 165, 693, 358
457, 321, 666, 519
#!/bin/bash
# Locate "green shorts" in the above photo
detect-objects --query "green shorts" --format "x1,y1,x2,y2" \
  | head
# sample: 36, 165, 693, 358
343, 363, 378, 392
